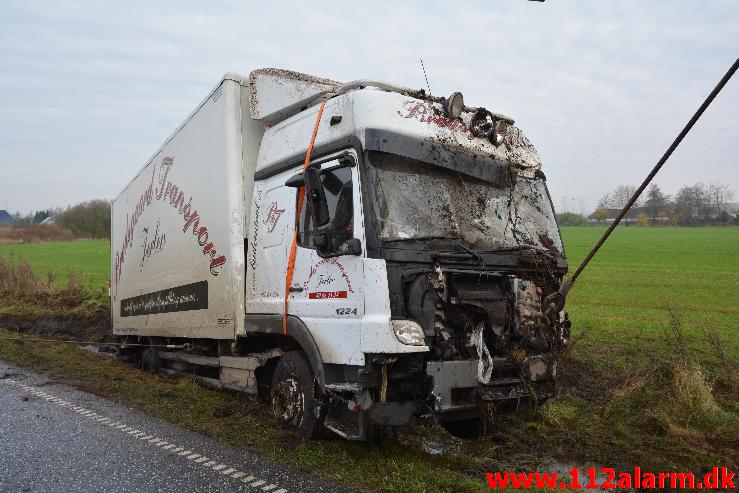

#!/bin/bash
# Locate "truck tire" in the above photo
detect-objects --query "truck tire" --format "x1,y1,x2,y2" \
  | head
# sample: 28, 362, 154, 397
270, 351, 324, 439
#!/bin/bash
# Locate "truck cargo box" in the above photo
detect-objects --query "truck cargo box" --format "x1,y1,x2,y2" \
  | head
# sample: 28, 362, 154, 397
111, 74, 256, 339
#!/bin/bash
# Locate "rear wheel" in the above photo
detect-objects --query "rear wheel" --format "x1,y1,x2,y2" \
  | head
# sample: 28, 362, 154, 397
270, 351, 324, 439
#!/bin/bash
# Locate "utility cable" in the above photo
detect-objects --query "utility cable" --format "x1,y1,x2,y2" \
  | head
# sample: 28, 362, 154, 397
549, 58, 739, 313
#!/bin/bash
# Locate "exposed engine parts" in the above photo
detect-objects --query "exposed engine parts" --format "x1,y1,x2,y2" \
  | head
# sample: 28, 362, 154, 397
409, 266, 569, 367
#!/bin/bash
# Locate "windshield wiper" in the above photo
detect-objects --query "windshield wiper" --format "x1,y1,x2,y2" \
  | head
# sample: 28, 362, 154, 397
411, 235, 484, 262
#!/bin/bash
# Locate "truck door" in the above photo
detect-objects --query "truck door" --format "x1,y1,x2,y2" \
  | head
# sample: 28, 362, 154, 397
246, 178, 295, 314
288, 154, 365, 364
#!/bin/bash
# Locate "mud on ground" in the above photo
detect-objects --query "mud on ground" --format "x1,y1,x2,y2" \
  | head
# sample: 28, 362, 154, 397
0, 306, 111, 342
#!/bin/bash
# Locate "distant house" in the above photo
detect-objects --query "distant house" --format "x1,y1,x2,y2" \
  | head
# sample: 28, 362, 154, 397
40, 216, 56, 225
0, 210, 14, 226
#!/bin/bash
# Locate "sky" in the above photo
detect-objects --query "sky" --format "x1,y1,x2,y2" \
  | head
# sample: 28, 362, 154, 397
1, 0, 737, 215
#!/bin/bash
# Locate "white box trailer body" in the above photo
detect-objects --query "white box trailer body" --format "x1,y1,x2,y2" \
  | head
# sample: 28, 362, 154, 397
112, 74, 254, 339
112, 69, 569, 440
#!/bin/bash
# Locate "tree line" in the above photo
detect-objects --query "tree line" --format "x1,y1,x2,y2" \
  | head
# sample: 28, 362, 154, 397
3, 199, 111, 240
557, 182, 736, 226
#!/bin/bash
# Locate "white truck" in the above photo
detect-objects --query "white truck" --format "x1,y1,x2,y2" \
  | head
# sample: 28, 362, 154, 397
112, 69, 570, 440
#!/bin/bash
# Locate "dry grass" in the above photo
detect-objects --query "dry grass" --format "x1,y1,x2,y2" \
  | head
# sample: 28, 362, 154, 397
0, 223, 75, 243
0, 256, 88, 307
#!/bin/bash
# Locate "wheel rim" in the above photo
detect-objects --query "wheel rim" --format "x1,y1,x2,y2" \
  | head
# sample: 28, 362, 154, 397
272, 376, 305, 428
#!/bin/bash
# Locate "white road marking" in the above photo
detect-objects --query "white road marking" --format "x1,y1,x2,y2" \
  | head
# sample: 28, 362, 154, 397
0, 378, 288, 492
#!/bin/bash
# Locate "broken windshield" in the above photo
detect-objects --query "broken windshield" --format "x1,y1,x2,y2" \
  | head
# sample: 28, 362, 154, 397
365, 151, 563, 254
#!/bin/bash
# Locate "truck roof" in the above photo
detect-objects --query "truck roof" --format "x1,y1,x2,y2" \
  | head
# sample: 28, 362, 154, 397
117, 69, 542, 201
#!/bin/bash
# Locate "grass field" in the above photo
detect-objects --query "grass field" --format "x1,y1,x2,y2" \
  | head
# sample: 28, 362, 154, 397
563, 226, 738, 366
1, 228, 736, 349
0, 240, 110, 290
1, 227, 737, 491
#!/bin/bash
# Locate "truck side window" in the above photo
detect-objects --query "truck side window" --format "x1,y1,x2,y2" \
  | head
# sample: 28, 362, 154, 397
299, 165, 353, 249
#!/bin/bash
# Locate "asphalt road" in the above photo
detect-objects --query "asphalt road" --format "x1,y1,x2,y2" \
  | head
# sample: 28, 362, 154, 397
0, 362, 353, 493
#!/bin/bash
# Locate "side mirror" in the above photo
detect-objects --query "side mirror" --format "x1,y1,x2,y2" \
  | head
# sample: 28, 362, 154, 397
284, 173, 304, 188
339, 238, 362, 256
304, 166, 330, 227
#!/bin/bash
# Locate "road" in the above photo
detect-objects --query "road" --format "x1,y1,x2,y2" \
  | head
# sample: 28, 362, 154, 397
0, 362, 353, 493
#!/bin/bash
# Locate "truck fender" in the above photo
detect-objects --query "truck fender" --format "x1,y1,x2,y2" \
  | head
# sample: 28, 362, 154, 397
244, 314, 326, 388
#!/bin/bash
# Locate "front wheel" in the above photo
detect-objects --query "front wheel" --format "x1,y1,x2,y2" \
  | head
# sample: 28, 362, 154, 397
270, 351, 324, 439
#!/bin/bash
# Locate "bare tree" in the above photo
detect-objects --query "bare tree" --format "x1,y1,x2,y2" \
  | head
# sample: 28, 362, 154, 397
597, 193, 611, 209
599, 185, 642, 224
56, 199, 111, 238
707, 182, 735, 223
11, 211, 33, 228
645, 184, 669, 225
595, 182, 734, 226
674, 184, 705, 226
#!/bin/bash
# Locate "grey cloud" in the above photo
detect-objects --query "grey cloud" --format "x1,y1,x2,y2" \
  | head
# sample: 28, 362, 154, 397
0, 0, 737, 213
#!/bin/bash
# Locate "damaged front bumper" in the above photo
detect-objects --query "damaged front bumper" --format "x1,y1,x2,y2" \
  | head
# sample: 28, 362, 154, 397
322, 354, 557, 440
426, 356, 556, 416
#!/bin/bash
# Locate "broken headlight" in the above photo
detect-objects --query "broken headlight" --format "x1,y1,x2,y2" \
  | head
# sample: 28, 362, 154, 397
469, 108, 495, 138
391, 320, 425, 346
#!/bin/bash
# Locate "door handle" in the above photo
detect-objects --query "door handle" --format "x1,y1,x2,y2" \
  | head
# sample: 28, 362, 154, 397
289, 286, 304, 293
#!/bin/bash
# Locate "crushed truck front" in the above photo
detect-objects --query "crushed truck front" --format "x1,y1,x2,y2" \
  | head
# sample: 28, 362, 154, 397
253, 86, 570, 438
355, 90, 570, 433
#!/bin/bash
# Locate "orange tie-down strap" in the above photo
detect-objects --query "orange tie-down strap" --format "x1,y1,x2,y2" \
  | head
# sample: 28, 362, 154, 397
283, 100, 328, 334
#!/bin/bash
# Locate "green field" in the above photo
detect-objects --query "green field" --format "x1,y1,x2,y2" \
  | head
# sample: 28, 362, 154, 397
1, 229, 737, 348
2, 228, 736, 326
0, 240, 110, 290
563, 227, 738, 364
2, 228, 737, 346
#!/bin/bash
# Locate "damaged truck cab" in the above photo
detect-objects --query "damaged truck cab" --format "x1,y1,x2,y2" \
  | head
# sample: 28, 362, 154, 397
112, 70, 570, 441
246, 75, 569, 439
